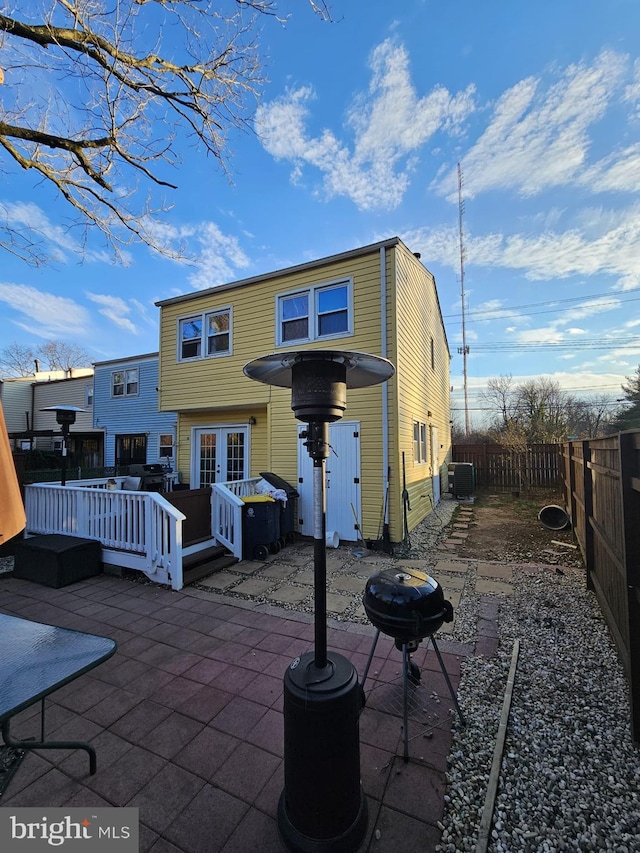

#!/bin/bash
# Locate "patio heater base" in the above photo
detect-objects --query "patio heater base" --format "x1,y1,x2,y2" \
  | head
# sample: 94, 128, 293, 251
278, 651, 368, 853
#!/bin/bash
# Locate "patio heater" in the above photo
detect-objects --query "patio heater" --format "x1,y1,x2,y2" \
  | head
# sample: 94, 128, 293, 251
40, 406, 85, 486
243, 350, 394, 853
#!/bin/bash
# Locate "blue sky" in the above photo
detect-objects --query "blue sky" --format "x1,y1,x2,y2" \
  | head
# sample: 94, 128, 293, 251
1, 0, 640, 429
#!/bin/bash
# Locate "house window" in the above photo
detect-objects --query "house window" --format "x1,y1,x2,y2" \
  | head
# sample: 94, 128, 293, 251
86, 384, 94, 407
413, 421, 428, 463
112, 368, 138, 397
179, 308, 232, 360
207, 310, 230, 355
159, 434, 174, 458
277, 279, 351, 345
180, 317, 202, 359
281, 293, 309, 342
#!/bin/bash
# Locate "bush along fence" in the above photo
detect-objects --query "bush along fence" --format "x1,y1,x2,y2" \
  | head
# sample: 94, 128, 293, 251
452, 443, 561, 491
562, 431, 640, 746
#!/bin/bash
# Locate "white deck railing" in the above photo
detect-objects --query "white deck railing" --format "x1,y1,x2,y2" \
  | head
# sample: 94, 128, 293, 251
211, 477, 261, 559
24, 483, 187, 590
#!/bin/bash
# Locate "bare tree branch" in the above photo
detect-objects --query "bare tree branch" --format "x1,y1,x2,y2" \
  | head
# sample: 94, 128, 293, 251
0, 0, 333, 265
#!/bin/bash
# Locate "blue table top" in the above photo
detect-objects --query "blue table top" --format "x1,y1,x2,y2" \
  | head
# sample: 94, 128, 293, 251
0, 613, 117, 721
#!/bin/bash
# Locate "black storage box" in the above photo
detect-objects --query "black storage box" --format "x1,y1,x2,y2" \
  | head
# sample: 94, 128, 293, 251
14, 534, 102, 588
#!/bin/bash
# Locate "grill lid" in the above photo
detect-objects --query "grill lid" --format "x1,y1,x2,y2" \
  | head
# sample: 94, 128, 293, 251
363, 567, 453, 641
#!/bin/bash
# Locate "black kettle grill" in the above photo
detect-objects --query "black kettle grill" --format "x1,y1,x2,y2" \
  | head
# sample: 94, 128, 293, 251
363, 567, 453, 645
361, 567, 465, 761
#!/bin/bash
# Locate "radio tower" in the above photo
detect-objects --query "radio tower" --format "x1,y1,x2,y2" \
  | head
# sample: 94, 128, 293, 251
457, 163, 470, 437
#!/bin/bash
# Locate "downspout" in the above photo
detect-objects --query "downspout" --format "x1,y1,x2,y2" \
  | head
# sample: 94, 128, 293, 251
380, 247, 391, 550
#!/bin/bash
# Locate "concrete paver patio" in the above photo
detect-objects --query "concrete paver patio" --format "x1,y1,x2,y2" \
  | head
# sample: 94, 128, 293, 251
0, 566, 474, 853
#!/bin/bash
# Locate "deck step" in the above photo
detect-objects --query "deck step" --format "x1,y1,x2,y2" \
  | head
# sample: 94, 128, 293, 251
182, 549, 238, 586
183, 544, 228, 567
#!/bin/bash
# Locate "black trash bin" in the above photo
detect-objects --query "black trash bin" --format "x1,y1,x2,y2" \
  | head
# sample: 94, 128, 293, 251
260, 472, 299, 544
242, 495, 280, 561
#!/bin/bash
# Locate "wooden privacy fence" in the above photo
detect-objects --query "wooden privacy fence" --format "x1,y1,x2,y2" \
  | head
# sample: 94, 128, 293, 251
452, 443, 561, 490
562, 432, 640, 745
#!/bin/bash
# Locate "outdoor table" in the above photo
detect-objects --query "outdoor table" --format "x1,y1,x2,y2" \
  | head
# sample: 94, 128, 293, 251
0, 613, 117, 774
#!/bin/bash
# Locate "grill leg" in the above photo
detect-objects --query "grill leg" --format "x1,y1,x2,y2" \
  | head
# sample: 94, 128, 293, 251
401, 643, 410, 762
429, 635, 466, 726
360, 629, 381, 691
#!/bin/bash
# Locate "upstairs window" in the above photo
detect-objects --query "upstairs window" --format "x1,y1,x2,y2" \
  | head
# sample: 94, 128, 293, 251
207, 310, 231, 355
179, 308, 232, 361
112, 368, 138, 397
277, 279, 351, 346
281, 293, 309, 342
180, 317, 202, 359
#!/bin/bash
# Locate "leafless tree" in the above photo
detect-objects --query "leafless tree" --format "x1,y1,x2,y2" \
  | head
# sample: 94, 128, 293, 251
0, 342, 37, 377
0, 0, 332, 266
482, 374, 616, 442
37, 340, 91, 372
0, 339, 91, 376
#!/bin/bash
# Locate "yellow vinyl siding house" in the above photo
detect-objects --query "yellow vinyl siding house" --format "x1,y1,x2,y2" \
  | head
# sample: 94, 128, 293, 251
156, 237, 451, 546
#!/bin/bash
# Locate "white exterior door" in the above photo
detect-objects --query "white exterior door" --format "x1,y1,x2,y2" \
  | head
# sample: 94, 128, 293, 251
192, 426, 249, 487
297, 421, 361, 543
431, 425, 440, 503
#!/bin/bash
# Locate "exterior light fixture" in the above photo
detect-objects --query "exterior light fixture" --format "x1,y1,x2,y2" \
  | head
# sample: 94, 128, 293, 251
244, 350, 394, 853
40, 405, 85, 486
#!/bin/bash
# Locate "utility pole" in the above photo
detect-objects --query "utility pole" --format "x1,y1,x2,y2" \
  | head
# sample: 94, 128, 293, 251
457, 162, 470, 437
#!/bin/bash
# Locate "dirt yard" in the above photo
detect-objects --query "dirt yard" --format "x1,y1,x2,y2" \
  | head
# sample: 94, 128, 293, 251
452, 489, 584, 568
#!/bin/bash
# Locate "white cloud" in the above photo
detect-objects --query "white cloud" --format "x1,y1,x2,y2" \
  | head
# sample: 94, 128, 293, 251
579, 143, 640, 193
1, 201, 115, 264
407, 202, 640, 291
0, 282, 91, 338
255, 39, 476, 210
433, 50, 628, 200
146, 220, 251, 290
86, 293, 139, 334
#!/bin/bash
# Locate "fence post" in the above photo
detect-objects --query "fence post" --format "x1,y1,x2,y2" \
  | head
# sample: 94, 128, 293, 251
618, 431, 640, 745
567, 441, 577, 530
582, 440, 594, 592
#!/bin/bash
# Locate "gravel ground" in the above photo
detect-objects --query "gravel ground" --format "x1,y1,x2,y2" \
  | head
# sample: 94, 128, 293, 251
401, 500, 640, 853
437, 565, 640, 853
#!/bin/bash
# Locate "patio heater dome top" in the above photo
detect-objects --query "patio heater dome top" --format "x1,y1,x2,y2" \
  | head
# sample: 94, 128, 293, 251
243, 350, 395, 390
39, 405, 86, 425
244, 349, 395, 424
39, 405, 86, 413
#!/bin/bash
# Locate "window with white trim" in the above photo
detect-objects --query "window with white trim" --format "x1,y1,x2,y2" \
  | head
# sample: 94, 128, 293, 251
112, 368, 138, 397
413, 420, 428, 463
277, 279, 351, 345
179, 308, 232, 361
159, 434, 174, 458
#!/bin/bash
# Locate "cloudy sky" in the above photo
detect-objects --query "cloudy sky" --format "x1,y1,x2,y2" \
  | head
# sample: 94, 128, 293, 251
1, 0, 639, 428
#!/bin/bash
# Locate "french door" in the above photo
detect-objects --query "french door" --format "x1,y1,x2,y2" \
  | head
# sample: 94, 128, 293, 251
192, 426, 249, 488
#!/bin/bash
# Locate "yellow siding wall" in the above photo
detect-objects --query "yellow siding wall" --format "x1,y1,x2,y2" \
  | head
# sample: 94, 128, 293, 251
392, 243, 452, 533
